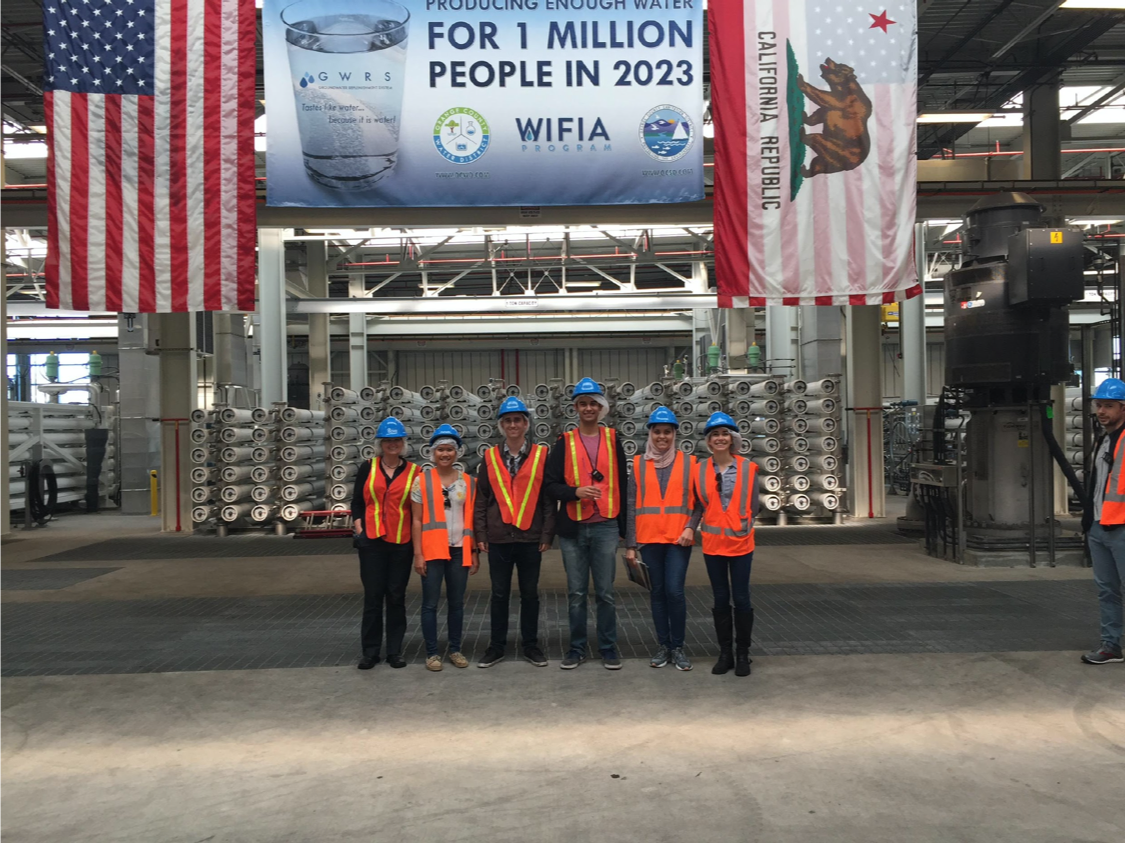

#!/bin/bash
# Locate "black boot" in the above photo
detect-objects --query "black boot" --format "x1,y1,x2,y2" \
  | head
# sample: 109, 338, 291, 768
734, 609, 754, 677
711, 607, 735, 675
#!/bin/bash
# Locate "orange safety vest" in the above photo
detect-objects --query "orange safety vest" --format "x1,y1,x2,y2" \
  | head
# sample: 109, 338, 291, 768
1101, 433, 1125, 524
633, 451, 695, 544
695, 456, 757, 556
563, 427, 620, 521
485, 443, 548, 531
418, 468, 476, 564
364, 458, 419, 544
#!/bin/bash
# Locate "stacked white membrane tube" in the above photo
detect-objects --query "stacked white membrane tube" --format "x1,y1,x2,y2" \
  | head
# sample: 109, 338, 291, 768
1064, 387, 1086, 509
277, 404, 327, 523
323, 386, 379, 518
9, 401, 117, 511
190, 406, 275, 528
189, 376, 849, 535
779, 378, 843, 516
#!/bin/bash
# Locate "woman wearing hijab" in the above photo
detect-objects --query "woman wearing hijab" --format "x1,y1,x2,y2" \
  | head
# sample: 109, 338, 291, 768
411, 424, 479, 671
696, 412, 760, 677
625, 406, 703, 671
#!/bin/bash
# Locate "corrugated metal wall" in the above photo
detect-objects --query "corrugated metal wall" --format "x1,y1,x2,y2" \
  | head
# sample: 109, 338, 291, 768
394, 348, 671, 392
881, 341, 945, 400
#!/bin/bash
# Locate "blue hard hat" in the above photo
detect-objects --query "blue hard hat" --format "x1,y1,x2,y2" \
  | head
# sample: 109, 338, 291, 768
1093, 378, 1125, 401
703, 411, 738, 434
646, 406, 680, 428
572, 377, 604, 398
376, 417, 407, 439
429, 423, 463, 447
497, 396, 530, 418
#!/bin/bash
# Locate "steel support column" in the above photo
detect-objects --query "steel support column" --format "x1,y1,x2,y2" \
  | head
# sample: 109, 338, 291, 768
902, 224, 929, 406
306, 240, 330, 407
158, 313, 197, 533
845, 305, 886, 518
1023, 81, 1062, 181
118, 314, 161, 515
1, 237, 9, 536
348, 277, 368, 391
257, 229, 288, 405
725, 307, 752, 373
766, 306, 799, 377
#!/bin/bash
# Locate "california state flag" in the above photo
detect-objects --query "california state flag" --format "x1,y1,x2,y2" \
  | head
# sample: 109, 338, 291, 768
710, 1, 921, 306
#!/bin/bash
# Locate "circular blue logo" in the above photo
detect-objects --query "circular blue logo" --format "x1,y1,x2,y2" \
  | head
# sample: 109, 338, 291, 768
640, 105, 694, 162
433, 107, 490, 165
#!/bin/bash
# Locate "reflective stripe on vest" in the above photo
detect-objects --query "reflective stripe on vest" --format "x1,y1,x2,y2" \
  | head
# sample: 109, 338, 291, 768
563, 428, 619, 521
485, 443, 547, 531
364, 459, 418, 544
419, 469, 476, 564
1102, 434, 1125, 524
695, 456, 756, 555
633, 451, 694, 544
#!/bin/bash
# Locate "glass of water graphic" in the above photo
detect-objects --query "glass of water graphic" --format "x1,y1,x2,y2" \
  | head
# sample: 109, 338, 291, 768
282, 0, 410, 190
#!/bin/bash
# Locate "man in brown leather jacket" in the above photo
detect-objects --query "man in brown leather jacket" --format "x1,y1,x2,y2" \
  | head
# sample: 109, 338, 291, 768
474, 396, 555, 668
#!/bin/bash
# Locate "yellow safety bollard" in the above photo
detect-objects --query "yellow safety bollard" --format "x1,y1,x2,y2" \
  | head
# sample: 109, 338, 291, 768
150, 470, 160, 516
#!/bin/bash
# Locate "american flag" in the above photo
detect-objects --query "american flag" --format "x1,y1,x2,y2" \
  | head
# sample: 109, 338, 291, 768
43, 0, 257, 313
710, 0, 921, 307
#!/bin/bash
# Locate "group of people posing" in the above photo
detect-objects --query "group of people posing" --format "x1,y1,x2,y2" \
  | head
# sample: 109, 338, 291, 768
350, 377, 760, 675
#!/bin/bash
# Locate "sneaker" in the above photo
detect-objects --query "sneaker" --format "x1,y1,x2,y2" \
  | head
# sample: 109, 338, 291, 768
560, 650, 587, 669
1081, 646, 1124, 665
425, 655, 443, 672
448, 651, 469, 669
650, 647, 670, 668
478, 646, 505, 668
523, 646, 548, 667
601, 649, 623, 670
670, 647, 693, 671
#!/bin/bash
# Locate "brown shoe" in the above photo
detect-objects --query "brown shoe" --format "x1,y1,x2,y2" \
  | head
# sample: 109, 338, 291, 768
425, 655, 443, 672
448, 651, 469, 669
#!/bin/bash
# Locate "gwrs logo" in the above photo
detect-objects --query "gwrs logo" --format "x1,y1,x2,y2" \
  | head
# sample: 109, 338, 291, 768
516, 117, 612, 152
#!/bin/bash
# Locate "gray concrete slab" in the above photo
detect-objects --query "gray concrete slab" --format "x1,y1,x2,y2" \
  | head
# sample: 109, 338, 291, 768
2, 653, 1123, 843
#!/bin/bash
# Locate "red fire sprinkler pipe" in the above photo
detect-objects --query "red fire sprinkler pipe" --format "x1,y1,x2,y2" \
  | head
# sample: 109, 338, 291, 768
162, 418, 189, 532
852, 407, 883, 519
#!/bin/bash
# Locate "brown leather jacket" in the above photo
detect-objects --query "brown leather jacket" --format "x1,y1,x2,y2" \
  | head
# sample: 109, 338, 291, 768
473, 451, 556, 547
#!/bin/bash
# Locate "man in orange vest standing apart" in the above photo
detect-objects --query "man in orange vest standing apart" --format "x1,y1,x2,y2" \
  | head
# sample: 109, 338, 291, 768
545, 377, 629, 669
475, 396, 555, 668
1081, 378, 1125, 665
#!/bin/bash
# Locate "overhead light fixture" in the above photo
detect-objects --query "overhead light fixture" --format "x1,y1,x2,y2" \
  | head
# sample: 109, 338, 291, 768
916, 113, 993, 124
1069, 219, 1122, 227
1060, 1, 1125, 9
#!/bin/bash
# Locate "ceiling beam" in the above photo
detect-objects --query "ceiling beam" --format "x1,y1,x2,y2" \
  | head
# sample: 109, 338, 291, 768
919, 13, 1124, 158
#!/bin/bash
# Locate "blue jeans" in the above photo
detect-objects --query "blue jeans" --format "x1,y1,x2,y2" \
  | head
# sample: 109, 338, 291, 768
558, 520, 620, 653
704, 552, 754, 613
1087, 524, 1125, 651
420, 548, 470, 657
641, 543, 691, 649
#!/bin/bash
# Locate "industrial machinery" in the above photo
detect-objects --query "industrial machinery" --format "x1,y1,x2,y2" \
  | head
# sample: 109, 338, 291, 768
917, 192, 1086, 566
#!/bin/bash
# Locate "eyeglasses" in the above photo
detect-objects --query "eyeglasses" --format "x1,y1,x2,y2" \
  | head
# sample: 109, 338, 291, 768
590, 469, 605, 483
441, 487, 452, 509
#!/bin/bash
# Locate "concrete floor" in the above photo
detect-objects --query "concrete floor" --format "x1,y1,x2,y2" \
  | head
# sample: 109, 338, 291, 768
3, 507, 1123, 842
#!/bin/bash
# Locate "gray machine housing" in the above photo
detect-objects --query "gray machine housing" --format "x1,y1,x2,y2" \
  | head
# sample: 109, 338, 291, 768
940, 193, 1085, 566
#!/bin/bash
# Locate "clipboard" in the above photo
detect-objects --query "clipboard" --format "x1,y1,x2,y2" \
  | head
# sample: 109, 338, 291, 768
623, 555, 652, 591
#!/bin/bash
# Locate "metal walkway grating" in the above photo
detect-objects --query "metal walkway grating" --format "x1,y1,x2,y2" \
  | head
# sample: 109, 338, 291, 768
30, 524, 916, 563
1, 580, 1098, 676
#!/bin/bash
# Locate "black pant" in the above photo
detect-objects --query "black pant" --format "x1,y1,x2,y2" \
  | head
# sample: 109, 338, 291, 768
358, 539, 413, 658
488, 542, 542, 650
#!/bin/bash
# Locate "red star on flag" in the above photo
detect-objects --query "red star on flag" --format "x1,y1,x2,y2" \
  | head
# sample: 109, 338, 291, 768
869, 10, 896, 33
